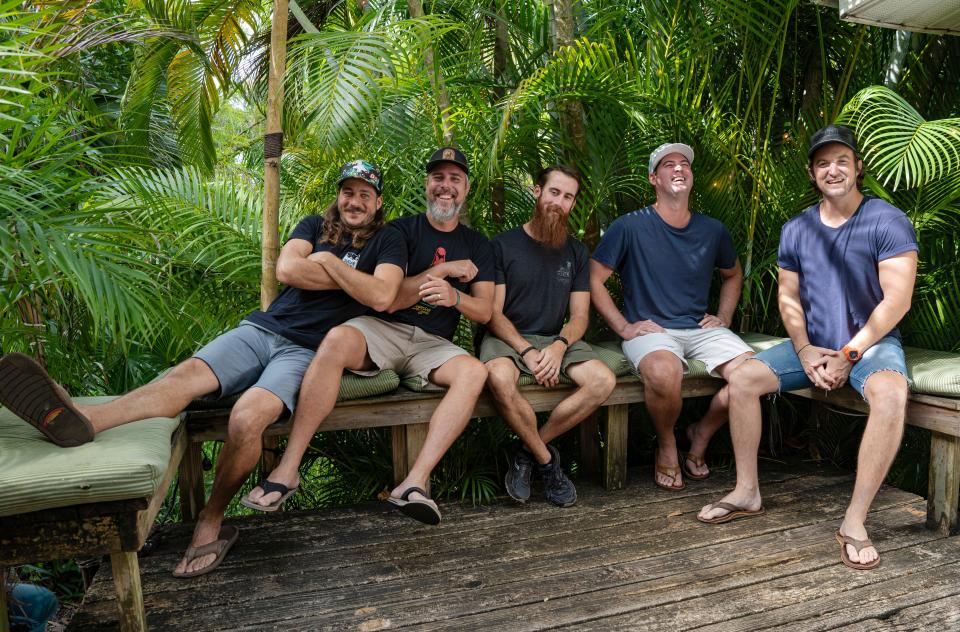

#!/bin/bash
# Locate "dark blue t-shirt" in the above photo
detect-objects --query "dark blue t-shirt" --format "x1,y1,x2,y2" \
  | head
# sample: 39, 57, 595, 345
778, 196, 918, 350
245, 215, 407, 349
383, 213, 495, 340
591, 206, 737, 329
494, 227, 590, 335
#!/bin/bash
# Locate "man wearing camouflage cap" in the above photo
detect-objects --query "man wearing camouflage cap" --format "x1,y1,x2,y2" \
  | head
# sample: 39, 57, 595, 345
590, 142, 753, 492
0, 159, 407, 577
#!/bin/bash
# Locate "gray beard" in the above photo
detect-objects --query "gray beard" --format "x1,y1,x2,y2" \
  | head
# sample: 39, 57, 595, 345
427, 199, 463, 222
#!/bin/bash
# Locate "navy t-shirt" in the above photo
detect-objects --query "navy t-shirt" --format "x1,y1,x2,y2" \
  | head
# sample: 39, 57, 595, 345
493, 227, 590, 335
245, 215, 407, 349
384, 213, 495, 340
591, 206, 737, 329
778, 196, 918, 350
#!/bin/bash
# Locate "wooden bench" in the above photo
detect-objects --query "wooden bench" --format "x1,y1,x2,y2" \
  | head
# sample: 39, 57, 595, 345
182, 374, 960, 536
0, 420, 185, 632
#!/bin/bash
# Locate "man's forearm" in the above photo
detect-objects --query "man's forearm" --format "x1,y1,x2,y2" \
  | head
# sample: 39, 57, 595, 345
846, 298, 910, 352
488, 312, 532, 353
277, 258, 339, 291
321, 258, 400, 312
591, 285, 629, 337
455, 286, 493, 324
716, 275, 742, 326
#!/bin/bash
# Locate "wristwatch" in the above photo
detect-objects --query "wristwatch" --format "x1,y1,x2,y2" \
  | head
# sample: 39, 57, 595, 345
841, 345, 861, 364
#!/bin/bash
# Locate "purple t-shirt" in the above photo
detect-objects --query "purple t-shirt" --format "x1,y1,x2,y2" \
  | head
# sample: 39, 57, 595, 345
591, 207, 737, 329
778, 196, 918, 350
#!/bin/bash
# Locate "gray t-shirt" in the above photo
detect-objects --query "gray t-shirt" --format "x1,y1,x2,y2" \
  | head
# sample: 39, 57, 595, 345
591, 206, 737, 329
778, 196, 918, 350
493, 227, 590, 336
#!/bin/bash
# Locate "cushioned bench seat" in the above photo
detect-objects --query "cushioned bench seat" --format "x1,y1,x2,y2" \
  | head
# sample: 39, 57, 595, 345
0, 396, 181, 517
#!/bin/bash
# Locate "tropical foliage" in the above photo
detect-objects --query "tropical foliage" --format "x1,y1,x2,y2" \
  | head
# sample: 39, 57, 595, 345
3, 0, 960, 509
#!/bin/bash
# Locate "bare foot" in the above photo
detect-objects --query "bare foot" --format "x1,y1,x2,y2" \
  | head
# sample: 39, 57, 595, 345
698, 488, 762, 521
839, 518, 878, 566
390, 481, 430, 503
655, 447, 684, 489
245, 472, 300, 508
174, 513, 223, 575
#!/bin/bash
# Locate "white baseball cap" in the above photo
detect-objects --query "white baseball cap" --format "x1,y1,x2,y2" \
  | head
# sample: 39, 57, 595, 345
648, 143, 694, 174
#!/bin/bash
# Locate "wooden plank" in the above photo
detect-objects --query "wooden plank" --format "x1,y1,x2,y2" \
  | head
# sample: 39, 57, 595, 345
578, 412, 599, 475
0, 514, 129, 566
259, 435, 280, 477
927, 430, 960, 535
789, 388, 960, 436
136, 424, 186, 544
391, 426, 409, 486
825, 594, 960, 631
178, 437, 206, 523
0, 567, 9, 632
910, 392, 960, 411
110, 551, 146, 632
601, 404, 628, 490
405, 422, 430, 494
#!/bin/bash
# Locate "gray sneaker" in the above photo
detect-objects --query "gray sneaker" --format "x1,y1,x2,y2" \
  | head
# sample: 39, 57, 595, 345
538, 444, 577, 507
505, 446, 534, 502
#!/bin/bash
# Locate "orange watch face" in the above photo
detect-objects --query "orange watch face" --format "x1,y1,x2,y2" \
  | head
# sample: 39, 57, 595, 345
843, 346, 860, 363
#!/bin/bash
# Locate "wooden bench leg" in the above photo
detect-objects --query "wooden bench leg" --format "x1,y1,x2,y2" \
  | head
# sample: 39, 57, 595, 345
392, 423, 430, 494
927, 430, 960, 535
579, 412, 600, 477
110, 551, 147, 632
179, 440, 206, 523
601, 404, 628, 490
0, 567, 9, 632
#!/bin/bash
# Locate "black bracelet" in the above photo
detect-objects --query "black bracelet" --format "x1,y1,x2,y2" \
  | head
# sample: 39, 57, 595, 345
554, 336, 570, 347
520, 346, 537, 358
795, 343, 811, 355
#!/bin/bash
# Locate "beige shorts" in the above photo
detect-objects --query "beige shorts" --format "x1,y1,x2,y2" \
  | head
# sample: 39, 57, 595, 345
621, 327, 751, 377
343, 316, 469, 384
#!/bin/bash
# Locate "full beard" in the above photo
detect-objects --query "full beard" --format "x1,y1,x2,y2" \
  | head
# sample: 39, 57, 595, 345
427, 198, 463, 223
529, 201, 569, 249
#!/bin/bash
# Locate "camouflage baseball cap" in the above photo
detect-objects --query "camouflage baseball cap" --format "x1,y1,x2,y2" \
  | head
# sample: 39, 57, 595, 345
337, 159, 383, 193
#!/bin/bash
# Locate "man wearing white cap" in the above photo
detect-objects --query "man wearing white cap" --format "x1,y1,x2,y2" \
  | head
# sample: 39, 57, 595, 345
590, 142, 753, 491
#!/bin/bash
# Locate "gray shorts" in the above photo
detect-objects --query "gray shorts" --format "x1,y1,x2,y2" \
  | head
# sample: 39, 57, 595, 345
193, 321, 315, 412
479, 334, 599, 377
343, 316, 469, 384
622, 327, 752, 377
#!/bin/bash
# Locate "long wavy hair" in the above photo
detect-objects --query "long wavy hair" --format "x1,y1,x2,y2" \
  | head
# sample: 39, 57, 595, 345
320, 197, 385, 249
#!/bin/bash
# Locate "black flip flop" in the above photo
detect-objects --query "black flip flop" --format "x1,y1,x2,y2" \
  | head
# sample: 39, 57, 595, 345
388, 486, 442, 525
0, 353, 95, 447
240, 479, 299, 512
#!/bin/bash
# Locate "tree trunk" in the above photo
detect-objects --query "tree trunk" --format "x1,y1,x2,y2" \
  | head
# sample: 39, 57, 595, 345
261, 0, 290, 310
490, 1, 509, 228
884, 30, 911, 88
408, 0, 454, 144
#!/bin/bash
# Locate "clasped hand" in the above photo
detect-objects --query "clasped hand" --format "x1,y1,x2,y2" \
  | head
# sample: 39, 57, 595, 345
419, 275, 457, 307
800, 346, 852, 390
523, 343, 565, 387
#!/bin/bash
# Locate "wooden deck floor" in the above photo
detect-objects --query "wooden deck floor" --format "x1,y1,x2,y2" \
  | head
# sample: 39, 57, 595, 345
70, 463, 960, 631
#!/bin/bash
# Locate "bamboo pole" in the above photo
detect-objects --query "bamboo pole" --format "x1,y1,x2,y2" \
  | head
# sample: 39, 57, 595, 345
261, 0, 290, 310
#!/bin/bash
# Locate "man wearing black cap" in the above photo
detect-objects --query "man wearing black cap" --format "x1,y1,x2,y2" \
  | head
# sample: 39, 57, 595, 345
0, 159, 407, 577
590, 142, 754, 492
291, 146, 494, 525
699, 125, 918, 571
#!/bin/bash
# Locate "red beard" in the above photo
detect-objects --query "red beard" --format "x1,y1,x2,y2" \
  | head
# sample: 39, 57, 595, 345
528, 200, 569, 249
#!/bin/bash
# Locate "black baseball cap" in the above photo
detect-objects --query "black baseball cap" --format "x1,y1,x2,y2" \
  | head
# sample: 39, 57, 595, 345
808, 124, 858, 159
426, 146, 470, 175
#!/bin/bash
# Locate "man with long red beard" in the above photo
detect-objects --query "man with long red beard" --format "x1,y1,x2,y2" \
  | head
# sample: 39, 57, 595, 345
481, 165, 616, 506
590, 143, 753, 492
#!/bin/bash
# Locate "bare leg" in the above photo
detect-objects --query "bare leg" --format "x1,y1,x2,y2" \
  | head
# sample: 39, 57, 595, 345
839, 371, 907, 565
539, 360, 616, 445
684, 352, 754, 477
76, 359, 219, 433
485, 358, 550, 464
247, 326, 373, 507
638, 351, 684, 488
391, 355, 487, 501
698, 358, 777, 520
174, 387, 285, 574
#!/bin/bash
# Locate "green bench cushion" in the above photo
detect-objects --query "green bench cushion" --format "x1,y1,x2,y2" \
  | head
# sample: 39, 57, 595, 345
904, 347, 960, 398
0, 397, 180, 517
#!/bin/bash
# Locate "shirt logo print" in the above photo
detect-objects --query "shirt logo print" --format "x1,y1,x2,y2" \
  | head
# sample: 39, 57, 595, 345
342, 251, 360, 269
556, 261, 572, 282
431, 246, 447, 267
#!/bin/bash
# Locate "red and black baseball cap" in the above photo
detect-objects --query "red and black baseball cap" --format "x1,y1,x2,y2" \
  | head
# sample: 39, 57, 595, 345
426, 146, 470, 175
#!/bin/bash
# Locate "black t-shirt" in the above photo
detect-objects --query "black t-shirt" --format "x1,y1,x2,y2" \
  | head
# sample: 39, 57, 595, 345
384, 213, 495, 340
493, 227, 590, 335
245, 215, 407, 349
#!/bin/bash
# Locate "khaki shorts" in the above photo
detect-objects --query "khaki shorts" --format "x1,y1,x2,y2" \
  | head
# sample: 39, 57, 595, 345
343, 316, 469, 384
479, 334, 598, 377
621, 327, 751, 377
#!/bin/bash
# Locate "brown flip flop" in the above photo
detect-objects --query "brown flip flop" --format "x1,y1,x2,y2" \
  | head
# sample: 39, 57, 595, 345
653, 447, 685, 491
697, 501, 765, 524
835, 530, 880, 570
0, 353, 95, 447
172, 525, 240, 578
680, 451, 709, 480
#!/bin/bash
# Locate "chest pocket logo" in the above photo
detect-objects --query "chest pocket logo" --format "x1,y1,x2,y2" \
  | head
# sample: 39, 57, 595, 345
556, 261, 572, 283
342, 251, 360, 269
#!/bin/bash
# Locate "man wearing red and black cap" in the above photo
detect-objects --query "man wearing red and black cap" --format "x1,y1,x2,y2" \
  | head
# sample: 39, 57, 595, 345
284, 146, 495, 525
0, 159, 408, 577
700, 124, 918, 571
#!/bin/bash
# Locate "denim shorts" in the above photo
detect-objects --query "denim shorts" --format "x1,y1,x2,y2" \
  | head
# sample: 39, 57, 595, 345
752, 336, 909, 398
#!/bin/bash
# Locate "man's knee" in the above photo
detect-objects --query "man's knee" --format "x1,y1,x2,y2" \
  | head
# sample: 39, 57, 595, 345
864, 372, 909, 419
227, 391, 284, 439
640, 353, 683, 395
317, 326, 363, 359
447, 356, 488, 392
167, 357, 214, 383
728, 359, 777, 399
581, 362, 616, 400
486, 359, 519, 399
